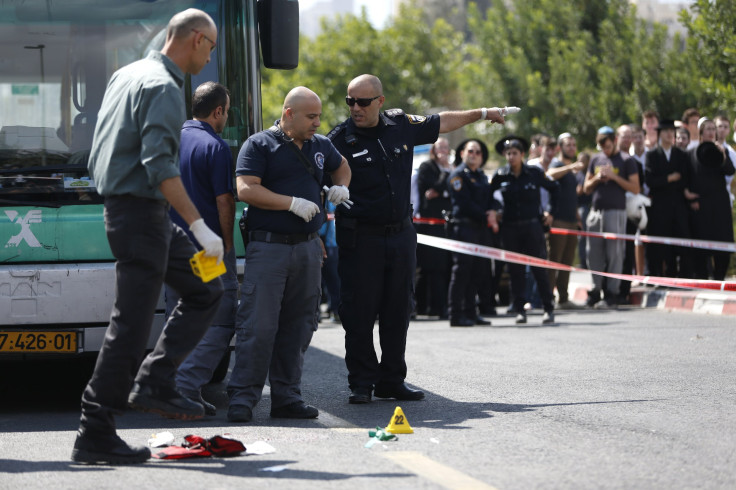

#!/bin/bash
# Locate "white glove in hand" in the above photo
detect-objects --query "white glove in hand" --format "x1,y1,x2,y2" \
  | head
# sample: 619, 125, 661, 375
189, 218, 224, 264
289, 196, 320, 222
326, 185, 350, 205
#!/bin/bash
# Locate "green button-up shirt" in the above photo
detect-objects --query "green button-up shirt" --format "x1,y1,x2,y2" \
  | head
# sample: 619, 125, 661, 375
88, 50, 185, 199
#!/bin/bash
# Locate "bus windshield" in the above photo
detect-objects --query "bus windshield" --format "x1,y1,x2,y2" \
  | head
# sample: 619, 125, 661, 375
0, 0, 245, 205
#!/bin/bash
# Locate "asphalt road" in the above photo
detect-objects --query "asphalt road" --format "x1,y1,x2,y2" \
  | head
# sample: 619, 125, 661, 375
1, 307, 735, 489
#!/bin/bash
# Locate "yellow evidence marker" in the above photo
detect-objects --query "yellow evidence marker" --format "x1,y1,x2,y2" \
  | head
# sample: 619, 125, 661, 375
385, 406, 414, 434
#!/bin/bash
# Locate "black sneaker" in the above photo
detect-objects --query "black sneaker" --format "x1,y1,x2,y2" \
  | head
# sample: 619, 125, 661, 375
181, 391, 216, 416
515, 312, 527, 324
586, 289, 601, 308
227, 404, 253, 423
349, 387, 372, 404
270, 401, 319, 419
373, 383, 425, 401
71, 429, 150, 465
128, 382, 204, 420
542, 310, 555, 324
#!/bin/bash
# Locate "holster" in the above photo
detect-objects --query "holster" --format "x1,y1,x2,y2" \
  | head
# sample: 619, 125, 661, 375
239, 207, 249, 248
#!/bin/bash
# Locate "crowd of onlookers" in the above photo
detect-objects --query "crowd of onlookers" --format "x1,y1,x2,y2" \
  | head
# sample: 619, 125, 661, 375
410, 108, 735, 319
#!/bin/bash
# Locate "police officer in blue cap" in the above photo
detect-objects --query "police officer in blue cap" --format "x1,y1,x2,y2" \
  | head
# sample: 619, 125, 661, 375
446, 138, 493, 327
488, 136, 559, 325
328, 74, 506, 404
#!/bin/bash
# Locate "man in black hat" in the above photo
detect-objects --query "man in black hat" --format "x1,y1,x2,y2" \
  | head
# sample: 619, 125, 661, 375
683, 118, 735, 280
488, 136, 559, 325
644, 119, 691, 278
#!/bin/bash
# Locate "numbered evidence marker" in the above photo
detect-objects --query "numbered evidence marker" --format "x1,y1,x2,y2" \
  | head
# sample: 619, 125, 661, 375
386, 406, 414, 434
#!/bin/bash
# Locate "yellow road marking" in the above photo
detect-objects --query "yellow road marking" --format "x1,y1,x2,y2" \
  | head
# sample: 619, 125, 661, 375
382, 451, 499, 490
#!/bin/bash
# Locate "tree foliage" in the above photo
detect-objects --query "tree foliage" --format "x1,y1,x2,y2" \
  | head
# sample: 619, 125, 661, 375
259, 0, 733, 149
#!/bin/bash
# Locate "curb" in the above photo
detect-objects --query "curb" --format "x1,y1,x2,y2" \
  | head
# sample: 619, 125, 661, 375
569, 282, 736, 316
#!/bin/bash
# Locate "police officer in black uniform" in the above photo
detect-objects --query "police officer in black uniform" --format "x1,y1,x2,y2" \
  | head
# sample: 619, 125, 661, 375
328, 74, 506, 404
488, 136, 559, 325
446, 139, 493, 327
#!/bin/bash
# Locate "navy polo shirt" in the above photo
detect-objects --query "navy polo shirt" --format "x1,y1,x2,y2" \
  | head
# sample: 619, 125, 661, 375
171, 119, 233, 243
236, 126, 342, 234
548, 159, 579, 222
447, 162, 492, 224
328, 109, 440, 225
489, 164, 560, 222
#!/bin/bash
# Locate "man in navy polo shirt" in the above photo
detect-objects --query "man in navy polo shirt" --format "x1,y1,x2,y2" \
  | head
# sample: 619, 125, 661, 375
166, 81, 236, 416
227, 86, 351, 422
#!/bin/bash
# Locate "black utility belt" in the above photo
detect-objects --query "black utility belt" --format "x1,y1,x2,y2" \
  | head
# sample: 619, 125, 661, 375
248, 230, 318, 245
339, 216, 412, 236
450, 217, 485, 228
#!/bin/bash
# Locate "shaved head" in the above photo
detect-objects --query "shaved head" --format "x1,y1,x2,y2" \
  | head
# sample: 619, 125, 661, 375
166, 8, 215, 41
283, 86, 321, 115
348, 74, 383, 95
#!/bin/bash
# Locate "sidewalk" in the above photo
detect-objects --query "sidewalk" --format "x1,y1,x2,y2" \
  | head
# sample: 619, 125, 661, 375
567, 271, 736, 316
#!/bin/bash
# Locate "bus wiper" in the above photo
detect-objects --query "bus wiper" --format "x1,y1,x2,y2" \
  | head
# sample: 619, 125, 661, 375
0, 198, 62, 208
0, 164, 87, 175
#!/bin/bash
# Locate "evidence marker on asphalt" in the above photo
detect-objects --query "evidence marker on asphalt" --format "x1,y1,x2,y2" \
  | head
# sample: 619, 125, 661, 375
386, 406, 414, 434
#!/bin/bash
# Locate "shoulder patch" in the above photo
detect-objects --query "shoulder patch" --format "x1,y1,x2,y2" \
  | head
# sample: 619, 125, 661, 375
450, 176, 463, 191
384, 108, 405, 118
406, 114, 426, 124
326, 122, 347, 141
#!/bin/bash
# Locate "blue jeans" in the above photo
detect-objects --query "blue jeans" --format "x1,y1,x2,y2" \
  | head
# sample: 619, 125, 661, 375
167, 248, 238, 396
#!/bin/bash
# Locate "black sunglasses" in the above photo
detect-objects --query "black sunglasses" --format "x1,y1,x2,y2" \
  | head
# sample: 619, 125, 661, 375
345, 95, 381, 107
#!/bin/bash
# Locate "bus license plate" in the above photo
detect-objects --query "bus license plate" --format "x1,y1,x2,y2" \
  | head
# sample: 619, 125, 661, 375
0, 331, 78, 353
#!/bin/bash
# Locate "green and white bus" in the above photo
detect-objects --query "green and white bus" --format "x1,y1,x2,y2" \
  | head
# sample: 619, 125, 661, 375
0, 0, 298, 358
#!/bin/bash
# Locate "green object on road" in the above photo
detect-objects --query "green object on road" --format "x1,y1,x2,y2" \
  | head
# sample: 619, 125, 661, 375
365, 426, 397, 448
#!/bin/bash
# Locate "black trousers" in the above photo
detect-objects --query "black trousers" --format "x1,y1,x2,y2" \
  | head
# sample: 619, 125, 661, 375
337, 223, 416, 390
447, 224, 485, 320
501, 221, 554, 312
80, 196, 223, 433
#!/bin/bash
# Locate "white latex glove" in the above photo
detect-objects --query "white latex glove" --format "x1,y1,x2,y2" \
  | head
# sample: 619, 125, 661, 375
289, 196, 320, 222
326, 185, 350, 206
189, 218, 224, 263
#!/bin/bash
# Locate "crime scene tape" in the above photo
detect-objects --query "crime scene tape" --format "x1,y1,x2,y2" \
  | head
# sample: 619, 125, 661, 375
549, 227, 736, 253
410, 217, 735, 253
416, 233, 736, 293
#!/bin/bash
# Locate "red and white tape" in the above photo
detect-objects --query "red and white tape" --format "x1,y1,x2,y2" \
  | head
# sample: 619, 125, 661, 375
549, 227, 736, 253
411, 217, 736, 253
416, 233, 736, 293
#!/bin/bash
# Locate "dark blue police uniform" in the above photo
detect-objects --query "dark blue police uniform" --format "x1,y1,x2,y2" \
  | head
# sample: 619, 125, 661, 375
489, 163, 559, 316
446, 162, 492, 326
328, 109, 440, 397
228, 123, 342, 414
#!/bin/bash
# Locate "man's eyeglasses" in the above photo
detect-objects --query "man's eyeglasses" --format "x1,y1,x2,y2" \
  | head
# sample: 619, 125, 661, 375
345, 95, 381, 107
465, 149, 482, 155
191, 29, 217, 52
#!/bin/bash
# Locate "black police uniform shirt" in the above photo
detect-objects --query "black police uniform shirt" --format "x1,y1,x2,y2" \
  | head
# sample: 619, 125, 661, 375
489, 163, 560, 222
447, 162, 492, 225
236, 123, 342, 234
327, 109, 441, 225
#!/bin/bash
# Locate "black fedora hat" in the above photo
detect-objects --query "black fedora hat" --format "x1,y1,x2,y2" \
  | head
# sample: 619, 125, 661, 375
696, 141, 725, 168
455, 138, 489, 164
656, 119, 677, 131
494, 135, 529, 155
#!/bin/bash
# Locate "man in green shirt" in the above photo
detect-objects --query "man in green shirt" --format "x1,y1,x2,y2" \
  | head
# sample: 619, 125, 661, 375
73, 8, 224, 465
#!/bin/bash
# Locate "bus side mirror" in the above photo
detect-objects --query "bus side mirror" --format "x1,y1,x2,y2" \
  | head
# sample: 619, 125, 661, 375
258, 0, 299, 69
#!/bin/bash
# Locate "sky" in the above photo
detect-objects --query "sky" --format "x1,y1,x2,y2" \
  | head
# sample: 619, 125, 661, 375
298, 0, 394, 28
